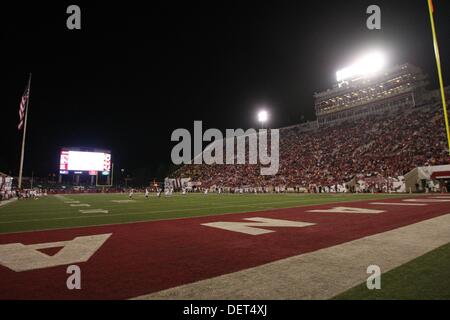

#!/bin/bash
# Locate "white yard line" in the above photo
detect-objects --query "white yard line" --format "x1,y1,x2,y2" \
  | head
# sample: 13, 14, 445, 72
0, 195, 437, 234
0, 196, 416, 225
0, 198, 17, 208
133, 213, 450, 300
369, 202, 427, 206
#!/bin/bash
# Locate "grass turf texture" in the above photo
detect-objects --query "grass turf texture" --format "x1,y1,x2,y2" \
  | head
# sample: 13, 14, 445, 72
333, 242, 450, 300
0, 193, 412, 234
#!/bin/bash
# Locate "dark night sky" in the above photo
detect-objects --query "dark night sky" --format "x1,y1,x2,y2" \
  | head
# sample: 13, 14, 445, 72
1, 0, 449, 180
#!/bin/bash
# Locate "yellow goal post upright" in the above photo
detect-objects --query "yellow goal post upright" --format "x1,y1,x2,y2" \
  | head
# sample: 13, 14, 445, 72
427, 0, 450, 155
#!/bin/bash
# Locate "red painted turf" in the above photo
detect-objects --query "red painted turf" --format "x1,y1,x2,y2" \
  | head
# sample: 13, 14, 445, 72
0, 197, 449, 299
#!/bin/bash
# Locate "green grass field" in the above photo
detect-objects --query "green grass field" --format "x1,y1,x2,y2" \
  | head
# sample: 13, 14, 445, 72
333, 242, 450, 300
0, 192, 411, 234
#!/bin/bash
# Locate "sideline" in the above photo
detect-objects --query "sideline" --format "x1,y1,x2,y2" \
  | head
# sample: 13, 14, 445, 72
133, 213, 450, 300
0, 198, 17, 208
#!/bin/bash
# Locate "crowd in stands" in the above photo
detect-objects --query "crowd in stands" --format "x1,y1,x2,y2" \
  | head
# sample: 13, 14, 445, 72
2, 103, 449, 197
172, 103, 450, 192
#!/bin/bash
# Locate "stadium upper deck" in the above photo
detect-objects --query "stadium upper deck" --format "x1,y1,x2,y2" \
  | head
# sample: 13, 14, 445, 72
314, 63, 428, 125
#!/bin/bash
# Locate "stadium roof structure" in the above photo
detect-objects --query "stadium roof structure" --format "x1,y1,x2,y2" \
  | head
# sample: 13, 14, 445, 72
314, 63, 425, 98
335, 51, 386, 84
313, 63, 429, 125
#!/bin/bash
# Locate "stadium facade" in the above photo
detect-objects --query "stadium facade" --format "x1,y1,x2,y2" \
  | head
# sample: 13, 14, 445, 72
314, 63, 429, 125
170, 62, 450, 192
0, 172, 13, 200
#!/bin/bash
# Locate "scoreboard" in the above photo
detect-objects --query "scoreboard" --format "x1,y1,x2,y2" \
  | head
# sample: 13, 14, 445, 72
59, 149, 111, 175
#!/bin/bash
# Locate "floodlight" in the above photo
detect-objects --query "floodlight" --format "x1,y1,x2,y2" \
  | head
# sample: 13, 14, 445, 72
336, 51, 386, 82
258, 110, 269, 123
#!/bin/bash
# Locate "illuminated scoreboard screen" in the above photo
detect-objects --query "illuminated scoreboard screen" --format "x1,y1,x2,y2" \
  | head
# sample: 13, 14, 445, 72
59, 149, 111, 175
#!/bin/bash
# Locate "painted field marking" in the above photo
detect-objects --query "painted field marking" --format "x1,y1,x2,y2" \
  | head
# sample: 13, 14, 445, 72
307, 207, 385, 214
403, 199, 450, 203
0, 196, 422, 228
137, 213, 450, 300
202, 217, 316, 235
79, 209, 109, 214
61, 198, 109, 214
0, 198, 17, 208
0, 233, 111, 272
111, 200, 136, 203
54, 195, 73, 201
369, 202, 427, 206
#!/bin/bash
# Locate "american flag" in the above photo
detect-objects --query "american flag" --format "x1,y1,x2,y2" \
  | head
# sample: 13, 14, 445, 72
18, 76, 31, 131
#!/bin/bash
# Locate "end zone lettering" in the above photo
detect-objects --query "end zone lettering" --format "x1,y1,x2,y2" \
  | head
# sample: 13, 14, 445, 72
228, 304, 267, 317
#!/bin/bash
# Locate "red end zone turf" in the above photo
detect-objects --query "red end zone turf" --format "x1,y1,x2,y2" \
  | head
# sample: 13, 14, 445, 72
0, 197, 449, 299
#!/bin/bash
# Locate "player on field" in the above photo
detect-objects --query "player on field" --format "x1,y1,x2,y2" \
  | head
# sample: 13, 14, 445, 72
129, 189, 134, 199
145, 188, 149, 198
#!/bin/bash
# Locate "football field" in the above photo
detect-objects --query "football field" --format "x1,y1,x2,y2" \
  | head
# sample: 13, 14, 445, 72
0, 192, 413, 234
1, 192, 450, 300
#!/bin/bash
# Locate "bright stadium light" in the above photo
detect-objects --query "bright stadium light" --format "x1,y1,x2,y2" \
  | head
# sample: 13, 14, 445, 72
257, 110, 269, 127
336, 51, 386, 82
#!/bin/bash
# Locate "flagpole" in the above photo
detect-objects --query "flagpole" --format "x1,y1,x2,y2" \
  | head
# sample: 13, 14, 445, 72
18, 73, 32, 189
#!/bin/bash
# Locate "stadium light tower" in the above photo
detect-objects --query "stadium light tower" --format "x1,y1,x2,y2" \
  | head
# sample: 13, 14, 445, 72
257, 110, 269, 129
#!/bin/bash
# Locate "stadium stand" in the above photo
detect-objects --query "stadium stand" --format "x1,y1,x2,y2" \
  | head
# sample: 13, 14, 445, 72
0, 172, 14, 201
171, 102, 450, 192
